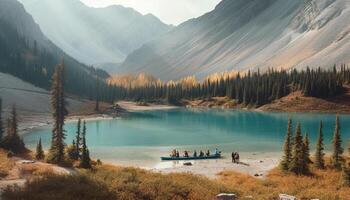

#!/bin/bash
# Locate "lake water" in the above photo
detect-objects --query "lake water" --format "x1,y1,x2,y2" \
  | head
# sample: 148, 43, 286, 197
23, 109, 350, 168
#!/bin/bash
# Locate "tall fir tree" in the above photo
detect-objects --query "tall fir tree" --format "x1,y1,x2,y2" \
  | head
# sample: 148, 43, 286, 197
35, 138, 45, 160
331, 115, 344, 170
303, 133, 312, 164
0, 98, 3, 141
314, 121, 325, 169
74, 119, 81, 160
289, 123, 309, 175
80, 121, 91, 169
47, 61, 67, 164
281, 118, 293, 171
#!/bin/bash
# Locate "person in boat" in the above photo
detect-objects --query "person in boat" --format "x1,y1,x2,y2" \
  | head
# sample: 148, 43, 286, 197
214, 148, 220, 156
199, 150, 204, 157
206, 150, 210, 157
171, 149, 176, 157
193, 150, 197, 157
184, 151, 189, 158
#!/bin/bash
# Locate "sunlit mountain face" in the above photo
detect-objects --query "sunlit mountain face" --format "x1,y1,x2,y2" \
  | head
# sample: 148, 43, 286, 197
119, 0, 350, 81
18, 0, 172, 66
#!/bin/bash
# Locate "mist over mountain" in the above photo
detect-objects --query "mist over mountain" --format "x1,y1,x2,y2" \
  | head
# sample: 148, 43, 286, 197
119, 0, 350, 80
0, 0, 109, 98
18, 0, 172, 66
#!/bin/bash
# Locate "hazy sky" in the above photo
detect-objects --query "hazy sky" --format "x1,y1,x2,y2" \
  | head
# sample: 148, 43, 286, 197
80, 0, 221, 25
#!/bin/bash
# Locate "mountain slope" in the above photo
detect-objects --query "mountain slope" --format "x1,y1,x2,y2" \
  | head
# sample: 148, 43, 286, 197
119, 0, 350, 80
18, 0, 172, 66
0, 0, 108, 98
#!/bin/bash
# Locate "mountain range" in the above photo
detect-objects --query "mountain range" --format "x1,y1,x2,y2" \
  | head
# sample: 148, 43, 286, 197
18, 0, 172, 66
118, 0, 350, 80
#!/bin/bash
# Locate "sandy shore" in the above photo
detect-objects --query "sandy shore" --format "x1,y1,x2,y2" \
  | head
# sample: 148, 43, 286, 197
117, 101, 178, 112
149, 152, 280, 179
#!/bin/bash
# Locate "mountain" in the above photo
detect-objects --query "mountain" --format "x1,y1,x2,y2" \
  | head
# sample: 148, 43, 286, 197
0, 0, 109, 99
119, 0, 350, 80
18, 0, 172, 66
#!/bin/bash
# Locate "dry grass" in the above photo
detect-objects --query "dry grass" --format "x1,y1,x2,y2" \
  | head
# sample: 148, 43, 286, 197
260, 86, 350, 114
0, 149, 15, 178
2, 164, 232, 200
2, 162, 350, 200
218, 166, 350, 200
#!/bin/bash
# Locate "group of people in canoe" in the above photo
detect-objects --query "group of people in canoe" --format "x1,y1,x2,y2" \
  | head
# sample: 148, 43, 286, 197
170, 148, 221, 158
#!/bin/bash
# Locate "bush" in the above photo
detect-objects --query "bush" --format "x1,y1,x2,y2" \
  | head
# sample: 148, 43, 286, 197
2, 174, 116, 200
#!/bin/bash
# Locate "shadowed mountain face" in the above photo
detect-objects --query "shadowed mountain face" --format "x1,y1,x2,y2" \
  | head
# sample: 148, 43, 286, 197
119, 0, 350, 81
18, 0, 172, 66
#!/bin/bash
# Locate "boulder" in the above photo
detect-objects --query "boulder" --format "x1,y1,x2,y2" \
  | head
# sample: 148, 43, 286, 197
216, 193, 237, 200
279, 194, 296, 200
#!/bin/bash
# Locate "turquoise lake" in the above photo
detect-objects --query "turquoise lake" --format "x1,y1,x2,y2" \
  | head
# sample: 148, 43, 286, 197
23, 109, 350, 167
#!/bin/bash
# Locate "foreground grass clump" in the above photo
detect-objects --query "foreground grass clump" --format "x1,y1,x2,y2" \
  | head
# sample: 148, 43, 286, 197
2, 165, 232, 200
2, 174, 116, 200
0, 149, 14, 178
219, 167, 350, 200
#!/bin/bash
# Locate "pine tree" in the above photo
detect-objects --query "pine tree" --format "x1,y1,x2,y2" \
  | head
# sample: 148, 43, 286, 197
80, 121, 91, 169
47, 61, 67, 164
0, 98, 3, 141
281, 118, 293, 171
35, 138, 45, 160
74, 119, 81, 160
303, 133, 312, 164
289, 123, 309, 175
331, 115, 344, 170
314, 121, 325, 169
2, 106, 25, 153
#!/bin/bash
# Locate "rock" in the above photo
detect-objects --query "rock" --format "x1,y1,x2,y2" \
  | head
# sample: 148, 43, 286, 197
183, 162, 192, 166
244, 195, 253, 199
254, 173, 260, 177
216, 193, 237, 200
279, 194, 296, 200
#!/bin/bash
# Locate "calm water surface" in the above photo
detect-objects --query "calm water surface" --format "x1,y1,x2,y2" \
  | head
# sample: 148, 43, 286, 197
23, 109, 350, 167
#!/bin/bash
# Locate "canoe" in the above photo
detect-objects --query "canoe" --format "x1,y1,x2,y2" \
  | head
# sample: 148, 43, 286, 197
161, 154, 222, 161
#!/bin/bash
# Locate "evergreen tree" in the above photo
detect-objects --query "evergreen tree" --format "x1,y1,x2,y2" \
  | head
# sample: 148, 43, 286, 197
35, 138, 45, 160
47, 62, 67, 164
2, 105, 25, 153
74, 119, 81, 160
0, 98, 3, 141
331, 115, 344, 170
303, 133, 312, 164
289, 123, 309, 175
281, 118, 293, 171
80, 121, 91, 169
314, 121, 325, 169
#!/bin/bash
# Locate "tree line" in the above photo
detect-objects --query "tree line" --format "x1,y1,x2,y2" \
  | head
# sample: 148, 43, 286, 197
113, 66, 350, 106
280, 116, 350, 186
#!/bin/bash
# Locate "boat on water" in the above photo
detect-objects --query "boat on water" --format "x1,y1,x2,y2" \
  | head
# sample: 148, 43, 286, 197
161, 154, 222, 161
